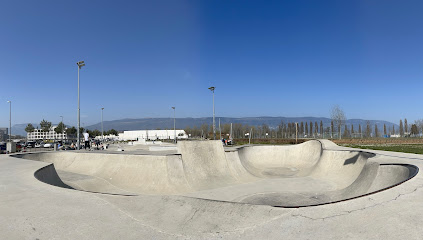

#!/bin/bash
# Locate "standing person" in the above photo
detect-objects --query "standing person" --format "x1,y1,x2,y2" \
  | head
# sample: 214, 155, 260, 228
83, 131, 90, 150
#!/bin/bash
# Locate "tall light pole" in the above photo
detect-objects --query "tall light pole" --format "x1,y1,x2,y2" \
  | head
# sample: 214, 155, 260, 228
219, 118, 221, 140
7, 101, 11, 143
208, 87, 216, 140
60, 116, 64, 144
101, 108, 104, 140
172, 107, 176, 143
76, 60, 85, 150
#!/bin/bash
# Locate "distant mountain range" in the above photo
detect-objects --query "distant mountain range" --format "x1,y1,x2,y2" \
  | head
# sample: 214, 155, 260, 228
9, 117, 399, 136
85, 117, 398, 134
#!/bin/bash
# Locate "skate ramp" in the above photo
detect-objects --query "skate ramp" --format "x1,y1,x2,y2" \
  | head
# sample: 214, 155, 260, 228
16, 140, 418, 207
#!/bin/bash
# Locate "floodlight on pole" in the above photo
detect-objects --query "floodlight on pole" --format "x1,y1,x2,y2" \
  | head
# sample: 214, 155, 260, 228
60, 116, 64, 144
7, 101, 11, 143
101, 108, 104, 140
208, 87, 216, 140
76, 60, 85, 150
172, 107, 176, 143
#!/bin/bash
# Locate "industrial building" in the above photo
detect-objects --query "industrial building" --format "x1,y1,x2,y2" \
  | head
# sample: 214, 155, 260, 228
118, 129, 188, 141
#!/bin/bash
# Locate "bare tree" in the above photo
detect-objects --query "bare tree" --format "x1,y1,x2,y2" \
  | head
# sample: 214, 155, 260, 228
411, 124, 419, 136
305, 122, 308, 137
331, 105, 346, 139
365, 121, 372, 138
300, 122, 304, 137
415, 119, 423, 135
309, 121, 313, 137
404, 118, 408, 134
375, 124, 379, 138
343, 125, 349, 138
201, 123, 209, 138
314, 122, 318, 137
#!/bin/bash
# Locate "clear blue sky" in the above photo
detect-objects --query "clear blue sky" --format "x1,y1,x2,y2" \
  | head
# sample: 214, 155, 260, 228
1, 0, 422, 127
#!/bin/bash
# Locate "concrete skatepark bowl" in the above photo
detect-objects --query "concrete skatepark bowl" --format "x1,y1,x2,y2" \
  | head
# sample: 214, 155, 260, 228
3, 139, 423, 239
14, 140, 418, 207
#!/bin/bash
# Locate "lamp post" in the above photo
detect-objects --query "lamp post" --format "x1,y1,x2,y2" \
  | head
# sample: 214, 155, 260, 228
60, 116, 64, 144
219, 118, 221, 140
208, 87, 216, 140
7, 101, 11, 143
172, 107, 176, 143
101, 108, 104, 140
76, 60, 85, 150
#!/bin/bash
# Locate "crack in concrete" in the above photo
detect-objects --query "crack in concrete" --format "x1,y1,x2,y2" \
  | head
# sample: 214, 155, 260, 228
182, 208, 200, 230
292, 184, 423, 221
187, 208, 200, 223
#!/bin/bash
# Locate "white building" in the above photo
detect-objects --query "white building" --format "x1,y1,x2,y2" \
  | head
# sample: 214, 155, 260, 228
27, 126, 67, 141
94, 134, 120, 141
119, 130, 188, 141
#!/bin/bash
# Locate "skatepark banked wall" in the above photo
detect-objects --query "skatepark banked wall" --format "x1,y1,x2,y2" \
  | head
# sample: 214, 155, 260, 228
15, 140, 418, 207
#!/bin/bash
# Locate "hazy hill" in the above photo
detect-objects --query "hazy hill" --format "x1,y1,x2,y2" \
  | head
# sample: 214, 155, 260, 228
85, 117, 398, 134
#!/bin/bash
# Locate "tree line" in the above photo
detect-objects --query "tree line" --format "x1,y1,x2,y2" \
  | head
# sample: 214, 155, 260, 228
184, 118, 423, 139
24, 120, 119, 137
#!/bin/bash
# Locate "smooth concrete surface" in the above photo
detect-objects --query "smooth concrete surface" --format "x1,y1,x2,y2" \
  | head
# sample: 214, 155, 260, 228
1, 140, 423, 239
14, 140, 416, 207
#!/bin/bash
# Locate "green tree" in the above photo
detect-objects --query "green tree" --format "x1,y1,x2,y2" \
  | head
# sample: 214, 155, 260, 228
320, 121, 323, 136
40, 119, 52, 132
25, 123, 35, 133
54, 122, 66, 134
383, 124, 387, 135
66, 126, 77, 135
351, 124, 354, 134
91, 129, 101, 136
107, 129, 118, 136
358, 124, 362, 137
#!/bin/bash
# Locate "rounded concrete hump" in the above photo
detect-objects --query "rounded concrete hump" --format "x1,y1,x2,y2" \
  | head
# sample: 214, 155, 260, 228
318, 139, 339, 149
237, 140, 322, 178
177, 140, 239, 190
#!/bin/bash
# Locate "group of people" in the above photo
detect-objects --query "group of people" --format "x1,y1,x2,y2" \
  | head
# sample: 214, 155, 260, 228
221, 138, 232, 145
